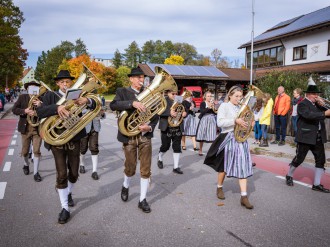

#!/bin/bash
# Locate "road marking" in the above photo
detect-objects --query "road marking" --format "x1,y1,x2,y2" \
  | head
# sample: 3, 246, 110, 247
8, 149, 14, 155
13, 134, 17, 138
3, 162, 11, 172
276, 176, 312, 188
11, 140, 16, 145
0, 182, 7, 199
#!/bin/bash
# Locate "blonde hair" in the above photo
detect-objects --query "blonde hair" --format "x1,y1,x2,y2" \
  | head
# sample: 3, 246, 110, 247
294, 88, 302, 95
225, 86, 243, 102
263, 93, 271, 105
203, 91, 212, 100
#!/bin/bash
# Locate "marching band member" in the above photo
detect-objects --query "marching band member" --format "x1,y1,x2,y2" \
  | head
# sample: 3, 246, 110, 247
110, 67, 158, 213
36, 70, 97, 224
196, 91, 217, 156
181, 92, 198, 151
157, 88, 187, 174
79, 107, 105, 180
12, 80, 42, 182
204, 86, 254, 209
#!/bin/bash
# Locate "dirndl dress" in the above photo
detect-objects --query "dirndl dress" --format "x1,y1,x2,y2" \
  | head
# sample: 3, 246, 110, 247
204, 131, 253, 178
196, 114, 217, 142
183, 114, 198, 136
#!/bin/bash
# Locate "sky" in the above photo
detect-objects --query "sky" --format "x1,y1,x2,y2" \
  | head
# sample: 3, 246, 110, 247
13, 0, 329, 68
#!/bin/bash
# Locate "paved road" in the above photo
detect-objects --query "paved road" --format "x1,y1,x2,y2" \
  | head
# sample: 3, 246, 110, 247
0, 111, 330, 247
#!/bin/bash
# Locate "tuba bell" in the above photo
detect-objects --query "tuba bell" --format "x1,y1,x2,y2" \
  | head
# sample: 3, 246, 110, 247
234, 85, 264, 142
168, 89, 192, 127
27, 81, 52, 127
39, 64, 104, 146
118, 66, 177, 136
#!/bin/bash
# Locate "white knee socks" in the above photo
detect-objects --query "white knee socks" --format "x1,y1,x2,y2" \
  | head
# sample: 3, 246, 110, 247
33, 157, 40, 175
158, 152, 165, 162
91, 155, 98, 173
24, 156, 29, 166
314, 168, 324, 186
140, 178, 149, 202
58, 188, 69, 211
173, 153, 180, 169
68, 181, 74, 194
80, 154, 85, 167
288, 165, 296, 177
123, 175, 131, 189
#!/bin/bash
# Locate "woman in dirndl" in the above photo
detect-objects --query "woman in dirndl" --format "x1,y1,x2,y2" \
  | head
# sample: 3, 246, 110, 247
196, 91, 217, 156
204, 86, 254, 209
181, 93, 198, 151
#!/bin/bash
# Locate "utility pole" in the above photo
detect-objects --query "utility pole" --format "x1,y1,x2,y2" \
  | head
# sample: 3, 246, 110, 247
250, 0, 255, 85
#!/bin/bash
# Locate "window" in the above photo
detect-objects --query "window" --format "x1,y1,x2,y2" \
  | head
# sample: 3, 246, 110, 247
328, 40, 330, 55
293, 45, 307, 60
247, 46, 284, 69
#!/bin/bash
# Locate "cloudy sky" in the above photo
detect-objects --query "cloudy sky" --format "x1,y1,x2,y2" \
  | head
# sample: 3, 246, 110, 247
13, 0, 329, 68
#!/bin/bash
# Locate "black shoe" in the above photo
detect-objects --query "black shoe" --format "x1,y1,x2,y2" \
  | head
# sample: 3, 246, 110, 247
173, 168, 183, 174
286, 175, 294, 186
91, 172, 99, 180
138, 199, 151, 213
252, 162, 256, 167
28, 153, 32, 159
121, 186, 129, 202
193, 148, 199, 151
270, 140, 279, 144
34, 172, 42, 182
68, 193, 74, 207
157, 160, 163, 169
58, 208, 70, 224
312, 184, 330, 193
278, 141, 285, 146
79, 166, 86, 174
23, 166, 29, 175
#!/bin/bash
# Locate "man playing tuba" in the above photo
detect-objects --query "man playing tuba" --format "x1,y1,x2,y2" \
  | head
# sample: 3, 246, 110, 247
12, 80, 43, 182
36, 70, 97, 224
110, 67, 159, 213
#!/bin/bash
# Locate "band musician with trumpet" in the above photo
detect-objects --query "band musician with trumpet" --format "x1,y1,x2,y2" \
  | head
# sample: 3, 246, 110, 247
110, 67, 159, 213
12, 80, 43, 182
36, 70, 97, 224
157, 88, 187, 174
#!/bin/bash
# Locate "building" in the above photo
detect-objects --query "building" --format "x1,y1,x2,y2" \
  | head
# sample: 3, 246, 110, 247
92, 57, 113, 67
238, 6, 330, 80
20, 67, 36, 88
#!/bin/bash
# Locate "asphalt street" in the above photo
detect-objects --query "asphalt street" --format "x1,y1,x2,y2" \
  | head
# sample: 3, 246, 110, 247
0, 111, 330, 247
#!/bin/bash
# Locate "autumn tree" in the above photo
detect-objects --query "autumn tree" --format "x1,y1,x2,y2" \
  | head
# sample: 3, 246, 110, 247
173, 43, 197, 65
115, 66, 131, 88
164, 55, 184, 65
0, 0, 27, 89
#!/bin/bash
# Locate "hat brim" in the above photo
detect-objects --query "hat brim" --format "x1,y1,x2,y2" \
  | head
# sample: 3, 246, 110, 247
24, 82, 40, 90
127, 73, 145, 77
54, 76, 75, 81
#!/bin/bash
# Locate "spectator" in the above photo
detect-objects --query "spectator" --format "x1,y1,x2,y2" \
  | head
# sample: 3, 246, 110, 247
259, 93, 274, 147
271, 86, 291, 146
101, 95, 106, 107
0, 91, 5, 112
291, 88, 304, 138
253, 98, 263, 144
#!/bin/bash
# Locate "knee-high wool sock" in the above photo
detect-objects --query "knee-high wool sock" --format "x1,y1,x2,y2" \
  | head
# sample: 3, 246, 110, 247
58, 188, 69, 211
91, 155, 98, 173
140, 178, 149, 202
173, 153, 180, 169
158, 152, 165, 162
314, 168, 324, 186
33, 157, 40, 175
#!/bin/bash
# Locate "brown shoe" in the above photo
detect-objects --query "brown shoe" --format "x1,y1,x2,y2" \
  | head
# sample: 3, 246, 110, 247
240, 196, 254, 209
217, 187, 225, 199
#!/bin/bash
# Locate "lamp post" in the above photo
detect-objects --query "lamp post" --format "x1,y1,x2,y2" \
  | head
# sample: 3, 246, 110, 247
250, 0, 255, 85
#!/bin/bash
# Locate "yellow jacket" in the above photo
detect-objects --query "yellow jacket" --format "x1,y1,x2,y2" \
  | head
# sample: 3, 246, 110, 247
259, 98, 274, 125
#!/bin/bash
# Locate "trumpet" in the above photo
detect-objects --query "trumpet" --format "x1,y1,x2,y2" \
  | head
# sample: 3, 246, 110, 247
316, 97, 330, 109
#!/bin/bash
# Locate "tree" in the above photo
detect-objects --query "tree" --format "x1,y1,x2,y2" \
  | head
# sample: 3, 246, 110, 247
124, 41, 141, 68
74, 38, 88, 57
173, 42, 197, 65
101, 67, 117, 94
164, 55, 184, 65
0, 0, 27, 89
115, 66, 131, 88
141, 40, 155, 63
211, 48, 222, 67
150, 40, 165, 64
112, 49, 122, 69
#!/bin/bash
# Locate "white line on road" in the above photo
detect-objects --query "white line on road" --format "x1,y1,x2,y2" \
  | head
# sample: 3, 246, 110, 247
13, 134, 17, 138
8, 149, 14, 155
3, 162, 11, 172
0, 182, 7, 199
11, 140, 16, 145
276, 176, 312, 188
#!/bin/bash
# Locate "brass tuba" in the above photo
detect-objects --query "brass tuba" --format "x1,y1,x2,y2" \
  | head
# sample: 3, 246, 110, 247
234, 85, 264, 142
168, 89, 192, 127
27, 81, 52, 127
118, 66, 177, 136
39, 64, 103, 146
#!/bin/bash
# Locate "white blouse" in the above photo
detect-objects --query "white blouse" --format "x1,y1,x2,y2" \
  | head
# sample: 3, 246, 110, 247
217, 102, 240, 133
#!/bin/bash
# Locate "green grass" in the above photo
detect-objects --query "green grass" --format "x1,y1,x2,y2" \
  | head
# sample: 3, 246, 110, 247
103, 94, 115, 101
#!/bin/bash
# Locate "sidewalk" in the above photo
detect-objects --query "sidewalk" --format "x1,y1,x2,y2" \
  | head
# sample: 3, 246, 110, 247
0, 100, 16, 119
248, 137, 330, 168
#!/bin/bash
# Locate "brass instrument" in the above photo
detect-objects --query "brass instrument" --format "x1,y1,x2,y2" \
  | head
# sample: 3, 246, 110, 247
118, 66, 177, 136
27, 81, 52, 127
316, 97, 330, 109
210, 99, 219, 114
168, 89, 192, 127
234, 85, 264, 142
39, 64, 103, 146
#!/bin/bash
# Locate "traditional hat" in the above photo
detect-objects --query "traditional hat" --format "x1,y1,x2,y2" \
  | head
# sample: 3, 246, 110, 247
127, 67, 145, 77
54, 70, 75, 81
24, 80, 40, 90
304, 76, 321, 93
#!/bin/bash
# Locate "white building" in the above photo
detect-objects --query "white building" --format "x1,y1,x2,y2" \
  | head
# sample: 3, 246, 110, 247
239, 6, 330, 80
20, 67, 36, 88
92, 57, 113, 67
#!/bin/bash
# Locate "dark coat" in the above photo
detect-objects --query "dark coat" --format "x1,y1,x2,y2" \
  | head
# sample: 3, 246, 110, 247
198, 101, 216, 119
158, 96, 184, 132
36, 90, 96, 149
182, 100, 196, 117
110, 87, 158, 143
12, 94, 30, 134
296, 98, 327, 145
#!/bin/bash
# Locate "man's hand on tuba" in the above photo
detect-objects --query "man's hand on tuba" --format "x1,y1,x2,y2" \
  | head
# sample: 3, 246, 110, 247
74, 97, 89, 106
133, 101, 146, 112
